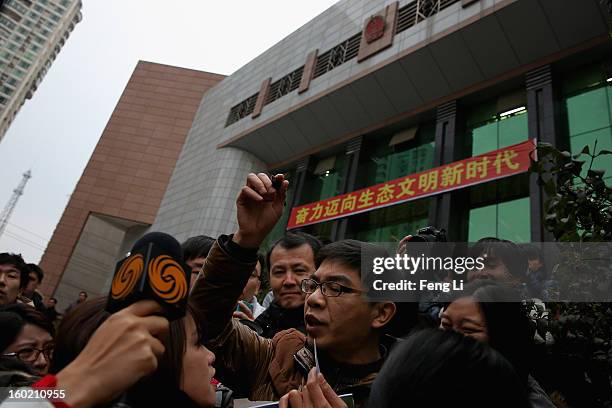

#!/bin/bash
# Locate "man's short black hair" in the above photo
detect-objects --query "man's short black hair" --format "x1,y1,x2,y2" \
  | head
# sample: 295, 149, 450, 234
266, 232, 322, 272
315, 239, 393, 274
49, 297, 57, 303
27, 263, 44, 283
0, 253, 30, 289
79, 291, 88, 297
181, 235, 215, 261
369, 329, 529, 407
315, 239, 362, 271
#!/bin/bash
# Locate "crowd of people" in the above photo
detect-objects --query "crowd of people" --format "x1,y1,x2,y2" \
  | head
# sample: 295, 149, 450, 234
0, 173, 605, 407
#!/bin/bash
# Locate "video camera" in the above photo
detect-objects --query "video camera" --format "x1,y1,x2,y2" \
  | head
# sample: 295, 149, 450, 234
406, 226, 447, 243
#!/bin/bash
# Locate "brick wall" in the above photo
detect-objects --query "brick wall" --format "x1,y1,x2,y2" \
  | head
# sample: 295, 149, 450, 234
39, 61, 225, 296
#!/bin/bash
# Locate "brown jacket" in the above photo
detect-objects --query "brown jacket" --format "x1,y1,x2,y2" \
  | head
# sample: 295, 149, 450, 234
189, 236, 380, 404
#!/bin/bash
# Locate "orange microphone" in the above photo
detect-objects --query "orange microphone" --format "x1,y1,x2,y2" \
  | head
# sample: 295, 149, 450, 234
106, 232, 189, 320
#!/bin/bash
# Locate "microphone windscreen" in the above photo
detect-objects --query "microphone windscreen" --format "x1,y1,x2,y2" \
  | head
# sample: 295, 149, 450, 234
132, 232, 183, 263
107, 231, 189, 320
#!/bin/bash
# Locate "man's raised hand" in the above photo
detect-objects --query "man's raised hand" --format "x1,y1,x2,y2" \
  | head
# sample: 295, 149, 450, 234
233, 173, 288, 248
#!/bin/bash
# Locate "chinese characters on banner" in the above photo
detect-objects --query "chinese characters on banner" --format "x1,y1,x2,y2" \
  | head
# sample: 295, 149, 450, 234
287, 139, 535, 229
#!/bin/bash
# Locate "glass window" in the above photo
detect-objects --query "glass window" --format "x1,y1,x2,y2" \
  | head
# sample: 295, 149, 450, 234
302, 220, 335, 243
561, 64, 602, 95
565, 87, 609, 136
345, 197, 430, 242
356, 122, 436, 190
608, 80, 612, 119
11, 32, 23, 43
569, 128, 612, 180
467, 107, 528, 156
299, 154, 346, 205
561, 64, 612, 183
468, 204, 497, 240
469, 197, 530, 243
498, 112, 528, 148
471, 122, 497, 156
498, 197, 530, 241
10, 2, 29, 14
0, 17, 17, 30
467, 172, 530, 243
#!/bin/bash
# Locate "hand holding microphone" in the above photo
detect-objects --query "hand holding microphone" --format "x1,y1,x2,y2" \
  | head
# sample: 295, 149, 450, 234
55, 300, 169, 408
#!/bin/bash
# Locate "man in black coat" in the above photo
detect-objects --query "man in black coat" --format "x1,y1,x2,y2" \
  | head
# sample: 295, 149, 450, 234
249, 232, 322, 338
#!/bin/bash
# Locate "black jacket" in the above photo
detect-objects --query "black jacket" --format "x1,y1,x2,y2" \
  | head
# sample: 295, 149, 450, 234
252, 300, 305, 338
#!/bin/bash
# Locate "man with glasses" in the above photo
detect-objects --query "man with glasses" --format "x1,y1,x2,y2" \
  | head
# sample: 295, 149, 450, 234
190, 173, 401, 406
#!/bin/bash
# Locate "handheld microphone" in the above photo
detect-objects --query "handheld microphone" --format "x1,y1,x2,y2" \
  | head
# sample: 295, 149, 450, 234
106, 232, 189, 320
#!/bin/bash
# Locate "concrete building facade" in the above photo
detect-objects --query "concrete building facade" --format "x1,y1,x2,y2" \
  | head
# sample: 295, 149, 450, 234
39, 61, 224, 308
0, 0, 82, 141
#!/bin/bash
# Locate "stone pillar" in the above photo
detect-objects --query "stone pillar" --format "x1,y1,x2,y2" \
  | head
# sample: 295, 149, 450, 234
428, 100, 469, 241
336, 136, 363, 240
525, 65, 557, 242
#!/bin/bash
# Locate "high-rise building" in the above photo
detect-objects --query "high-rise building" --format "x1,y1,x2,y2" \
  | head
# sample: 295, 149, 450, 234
0, 0, 82, 141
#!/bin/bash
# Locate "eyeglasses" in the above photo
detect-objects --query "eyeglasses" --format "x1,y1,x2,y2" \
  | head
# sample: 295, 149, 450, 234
300, 278, 363, 297
3, 345, 54, 363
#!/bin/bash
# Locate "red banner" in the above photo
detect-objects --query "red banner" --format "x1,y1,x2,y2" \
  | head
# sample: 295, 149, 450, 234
287, 139, 535, 229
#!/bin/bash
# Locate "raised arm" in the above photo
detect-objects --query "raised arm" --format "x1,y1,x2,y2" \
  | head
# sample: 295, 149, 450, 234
188, 173, 288, 393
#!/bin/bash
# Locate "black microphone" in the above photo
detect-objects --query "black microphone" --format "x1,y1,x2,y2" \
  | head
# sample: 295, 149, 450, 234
106, 231, 189, 320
